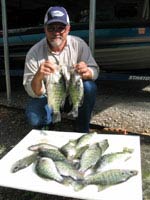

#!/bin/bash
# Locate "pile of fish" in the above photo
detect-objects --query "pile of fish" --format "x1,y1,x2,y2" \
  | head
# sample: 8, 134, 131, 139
11, 132, 138, 192
46, 65, 84, 123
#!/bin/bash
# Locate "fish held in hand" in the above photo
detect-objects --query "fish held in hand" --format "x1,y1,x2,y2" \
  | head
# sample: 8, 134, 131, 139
68, 71, 84, 118
46, 70, 66, 123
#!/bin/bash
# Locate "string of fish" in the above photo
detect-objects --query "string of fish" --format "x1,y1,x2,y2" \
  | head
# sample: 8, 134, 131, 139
46, 59, 84, 123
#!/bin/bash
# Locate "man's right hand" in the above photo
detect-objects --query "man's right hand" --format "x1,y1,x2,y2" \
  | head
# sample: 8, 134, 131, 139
31, 60, 57, 96
35, 60, 57, 81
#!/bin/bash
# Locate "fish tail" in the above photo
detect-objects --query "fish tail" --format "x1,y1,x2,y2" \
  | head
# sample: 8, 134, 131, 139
52, 112, 61, 123
123, 147, 134, 153
68, 107, 78, 118
72, 180, 85, 191
62, 178, 85, 191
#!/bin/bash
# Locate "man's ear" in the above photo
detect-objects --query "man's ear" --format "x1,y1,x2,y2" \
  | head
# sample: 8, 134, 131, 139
67, 25, 71, 32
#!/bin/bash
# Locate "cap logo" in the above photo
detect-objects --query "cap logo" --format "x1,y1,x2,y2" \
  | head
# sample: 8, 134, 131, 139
44, 6, 70, 25
51, 11, 64, 17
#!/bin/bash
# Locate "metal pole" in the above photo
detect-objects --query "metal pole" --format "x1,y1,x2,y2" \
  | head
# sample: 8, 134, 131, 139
1, 0, 11, 102
89, 0, 96, 56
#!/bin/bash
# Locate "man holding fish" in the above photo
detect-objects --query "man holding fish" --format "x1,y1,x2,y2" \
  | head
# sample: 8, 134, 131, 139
23, 6, 99, 133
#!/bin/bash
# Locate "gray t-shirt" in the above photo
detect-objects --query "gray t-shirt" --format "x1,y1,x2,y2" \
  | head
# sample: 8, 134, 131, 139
23, 35, 99, 97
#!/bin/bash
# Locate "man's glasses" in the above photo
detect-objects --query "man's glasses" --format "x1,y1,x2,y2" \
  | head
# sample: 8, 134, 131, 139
47, 25, 66, 33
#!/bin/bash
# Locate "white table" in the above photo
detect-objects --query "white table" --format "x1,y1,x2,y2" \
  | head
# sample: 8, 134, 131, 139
0, 130, 142, 200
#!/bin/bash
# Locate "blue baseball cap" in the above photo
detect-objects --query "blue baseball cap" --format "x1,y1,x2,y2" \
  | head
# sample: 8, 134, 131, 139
44, 6, 70, 25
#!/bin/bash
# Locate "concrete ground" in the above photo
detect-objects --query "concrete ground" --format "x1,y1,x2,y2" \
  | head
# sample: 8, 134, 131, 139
0, 78, 150, 199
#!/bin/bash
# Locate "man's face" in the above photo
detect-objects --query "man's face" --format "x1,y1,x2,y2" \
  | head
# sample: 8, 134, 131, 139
45, 22, 70, 48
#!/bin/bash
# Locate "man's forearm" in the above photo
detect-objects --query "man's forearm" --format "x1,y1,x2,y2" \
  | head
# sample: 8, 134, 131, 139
31, 75, 44, 96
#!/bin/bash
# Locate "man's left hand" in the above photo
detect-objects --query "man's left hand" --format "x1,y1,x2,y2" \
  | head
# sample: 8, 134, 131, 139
75, 61, 92, 80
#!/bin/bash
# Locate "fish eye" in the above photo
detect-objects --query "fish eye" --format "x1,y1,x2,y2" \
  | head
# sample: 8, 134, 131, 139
130, 170, 138, 175
121, 172, 126, 175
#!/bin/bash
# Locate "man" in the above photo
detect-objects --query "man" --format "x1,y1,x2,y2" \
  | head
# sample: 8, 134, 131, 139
23, 6, 99, 133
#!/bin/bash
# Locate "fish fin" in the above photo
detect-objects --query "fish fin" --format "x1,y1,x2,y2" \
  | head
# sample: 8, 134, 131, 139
28, 143, 58, 151
98, 185, 110, 192
62, 178, 85, 191
81, 95, 84, 105
72, 181, 85, 191
62, 177, 72, 186
125, 156, 131, 161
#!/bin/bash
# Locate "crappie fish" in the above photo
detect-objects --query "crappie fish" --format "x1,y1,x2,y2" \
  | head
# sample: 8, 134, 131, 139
79, 143, 102, 173
60, 133, 98, 160
68, 71, 84, 117
74, 145, 89, 160
77, 139, 109, 173
28, 142, 66, 161
35, 157, 63, 183
75, 132, 97, 149
95, 147, 134, 171
46, 70, 66, 123
61, 65, 80, 92
28, 143, 58, 151
55, 160, 83, 181
11, 153, 38, 173
38, 148, 67, 162
84, 169, 138, 191
60, 139, 77, 160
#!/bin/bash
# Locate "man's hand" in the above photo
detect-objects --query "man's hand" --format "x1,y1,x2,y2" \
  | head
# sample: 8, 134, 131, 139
75, 61, 92, 80
35, 60, 57, 81
31, 60, 57, 96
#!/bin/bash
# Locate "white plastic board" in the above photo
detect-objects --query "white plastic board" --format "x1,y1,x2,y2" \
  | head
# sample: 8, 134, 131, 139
0, 129, 142, 200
